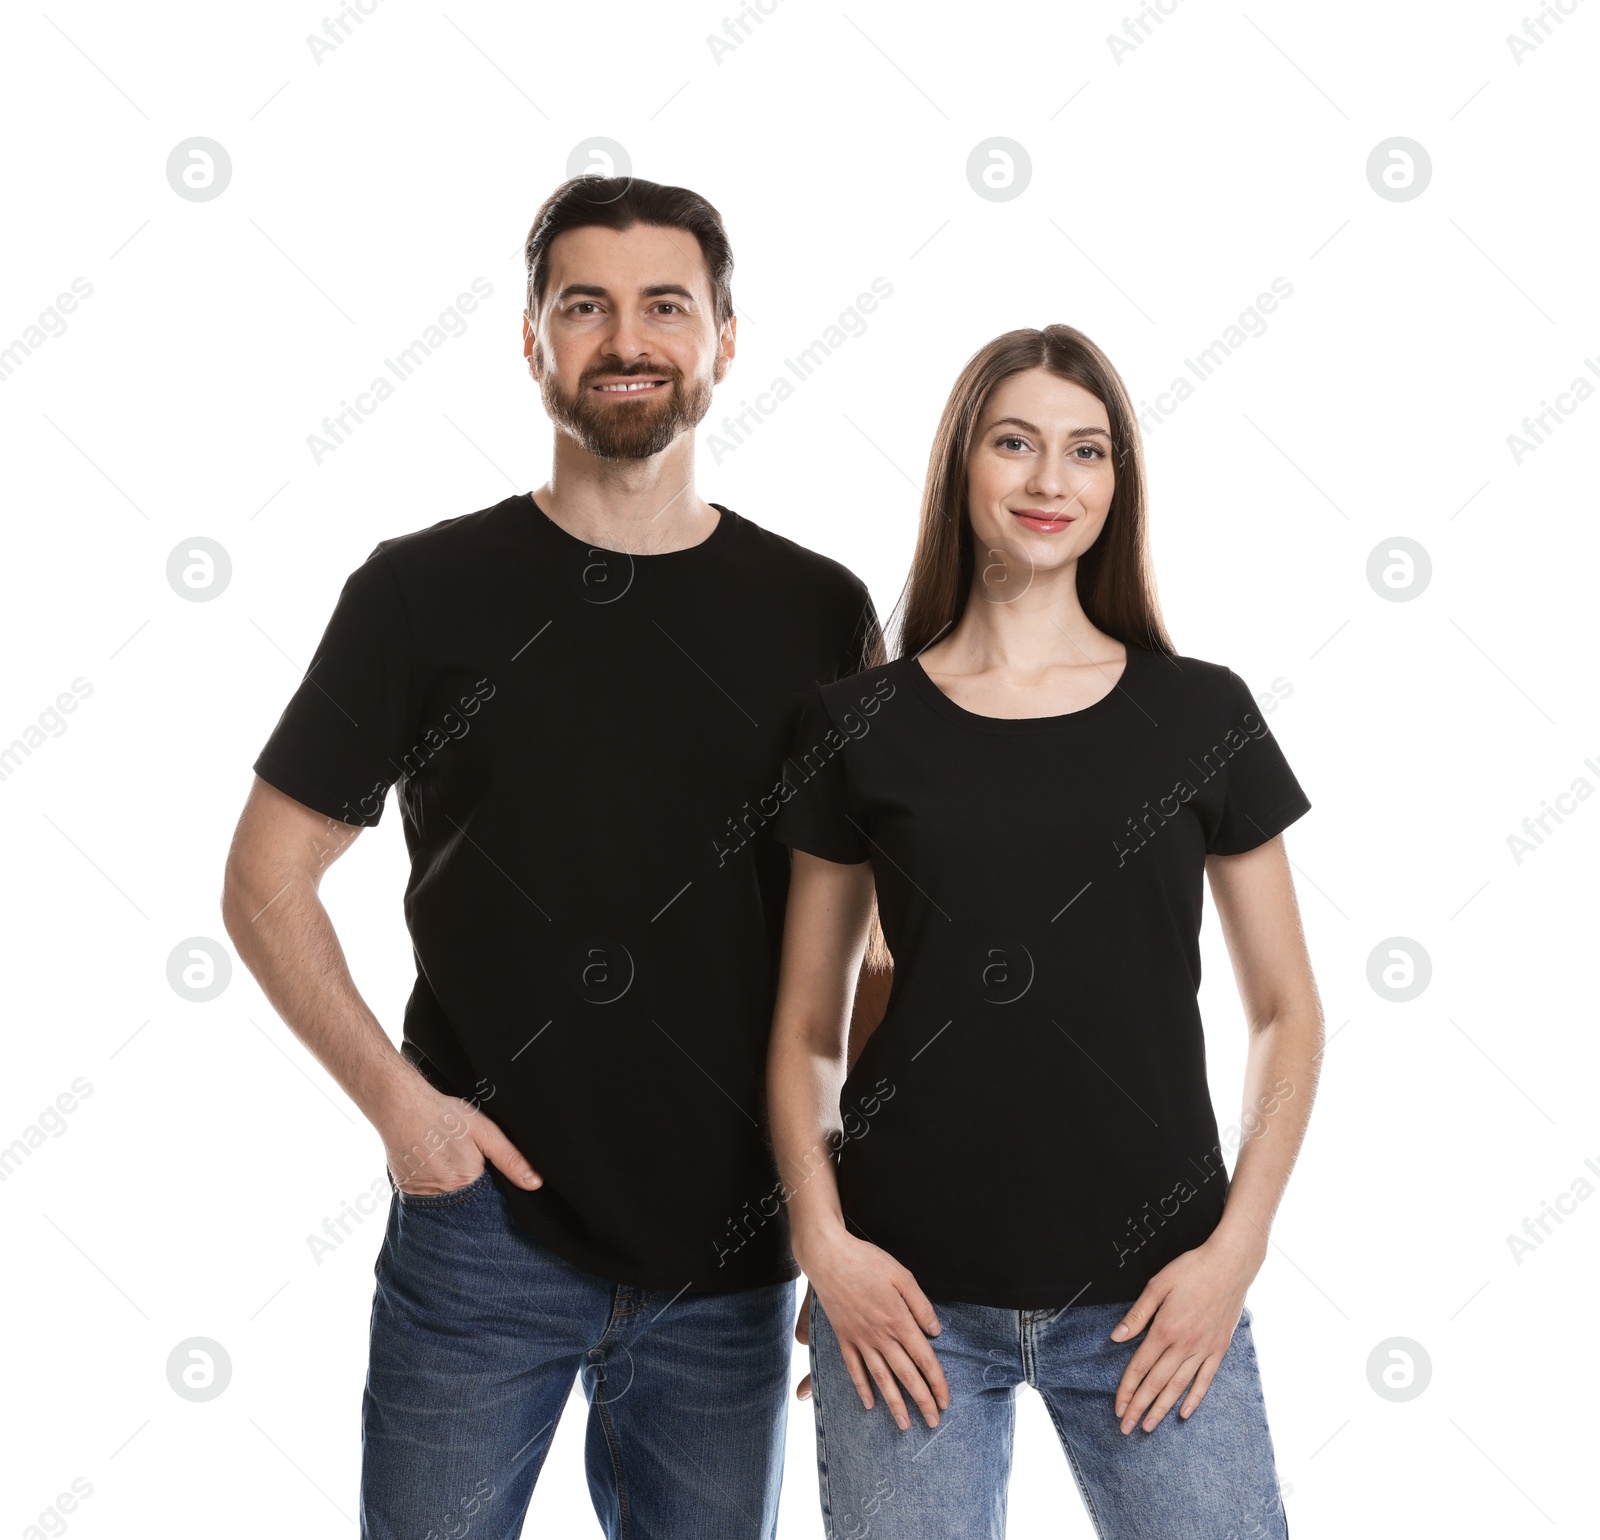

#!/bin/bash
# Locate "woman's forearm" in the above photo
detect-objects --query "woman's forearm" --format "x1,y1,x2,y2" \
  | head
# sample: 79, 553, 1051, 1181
766, 852, 880, 1270
1209, 1008, 1323, 1260
768, 1027, 853, 1267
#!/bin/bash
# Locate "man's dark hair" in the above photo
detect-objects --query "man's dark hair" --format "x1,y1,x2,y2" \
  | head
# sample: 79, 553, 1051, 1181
523, 176, 735, 331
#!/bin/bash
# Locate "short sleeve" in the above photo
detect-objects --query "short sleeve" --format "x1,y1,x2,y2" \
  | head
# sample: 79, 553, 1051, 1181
1204, 669, 1312, 856
252, 547, 416, 827
834, 582, 884, 681
771, 685, 871, 865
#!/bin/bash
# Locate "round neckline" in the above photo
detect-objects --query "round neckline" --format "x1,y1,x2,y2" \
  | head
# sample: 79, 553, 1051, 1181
522, 492, 736, 562
904, 644, 1142, 732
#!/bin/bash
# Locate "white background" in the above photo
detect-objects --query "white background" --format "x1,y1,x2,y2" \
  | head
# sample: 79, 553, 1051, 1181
1, 1, 1595, 1535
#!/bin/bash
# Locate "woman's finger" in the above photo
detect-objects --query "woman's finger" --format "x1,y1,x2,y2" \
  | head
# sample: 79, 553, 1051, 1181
892, 1284, 950, 1409
1138, 1352, 1205, 1432
1114, 1330, 1168, 1417
1110, 1281, 1163, 1343
897, 1275, 944, 1341
858, 1342, 914, 1431
838, 1339, 878, 1412
1180, 1354, 1223, 1419
1119, 1341, 1190, 1434
876, 1336, 943, 1429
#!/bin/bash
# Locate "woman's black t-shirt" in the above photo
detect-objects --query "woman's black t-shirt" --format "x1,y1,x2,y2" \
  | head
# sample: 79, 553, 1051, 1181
770, 644, 1312, 1309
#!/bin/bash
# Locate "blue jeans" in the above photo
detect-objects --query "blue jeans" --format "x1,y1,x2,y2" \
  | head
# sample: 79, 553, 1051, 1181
360, 1168, 797, 1538
807, 1291, 1289, 1540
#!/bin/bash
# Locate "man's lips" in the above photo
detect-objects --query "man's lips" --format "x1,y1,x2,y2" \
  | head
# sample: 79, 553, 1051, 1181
1010, 509, 1074, 532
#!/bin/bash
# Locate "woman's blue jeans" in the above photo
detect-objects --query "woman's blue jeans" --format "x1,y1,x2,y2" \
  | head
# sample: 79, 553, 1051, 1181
807, 1289, 1290, 1539
359, 1168, 796, 1538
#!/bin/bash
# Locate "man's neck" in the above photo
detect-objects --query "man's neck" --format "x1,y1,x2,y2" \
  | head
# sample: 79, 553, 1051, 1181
532, 438, 719, 555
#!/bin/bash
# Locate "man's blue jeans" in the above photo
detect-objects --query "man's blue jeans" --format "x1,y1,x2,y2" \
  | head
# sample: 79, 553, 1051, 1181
359, 1168, 796, 1538
808, 1289, 1290, 1539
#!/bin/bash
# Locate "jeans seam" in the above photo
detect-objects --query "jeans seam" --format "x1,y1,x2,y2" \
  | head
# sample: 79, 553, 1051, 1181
1235, 1325, 1290, 1538
1040, 1394, 1110, 1540
810, 1291, 836, 1539
593, 1361, 632, 1540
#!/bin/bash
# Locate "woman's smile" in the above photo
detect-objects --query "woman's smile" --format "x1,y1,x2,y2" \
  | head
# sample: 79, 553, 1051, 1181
1009, 507, 1075, 534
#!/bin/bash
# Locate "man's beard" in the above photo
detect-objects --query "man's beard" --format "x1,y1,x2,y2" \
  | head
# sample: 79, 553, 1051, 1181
541, 361, 714, 461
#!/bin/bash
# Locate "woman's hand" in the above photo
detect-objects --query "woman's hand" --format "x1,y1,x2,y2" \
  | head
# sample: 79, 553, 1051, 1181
794, 1281, 815, 1401
1108, 1227, 1265, 1435
800, 1230, 951, 1431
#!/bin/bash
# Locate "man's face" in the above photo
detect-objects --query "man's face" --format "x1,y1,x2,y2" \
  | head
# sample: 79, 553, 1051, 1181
524, 222, 734, 461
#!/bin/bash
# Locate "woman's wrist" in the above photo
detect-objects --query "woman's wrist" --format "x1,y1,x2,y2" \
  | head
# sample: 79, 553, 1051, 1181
1206, 1214, 1270, 1272
791, 1210, 852, 1276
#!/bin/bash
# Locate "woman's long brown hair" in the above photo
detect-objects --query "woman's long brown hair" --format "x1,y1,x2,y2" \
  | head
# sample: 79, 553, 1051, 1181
858, 325, 1176, 983
886, 323, 1176, 662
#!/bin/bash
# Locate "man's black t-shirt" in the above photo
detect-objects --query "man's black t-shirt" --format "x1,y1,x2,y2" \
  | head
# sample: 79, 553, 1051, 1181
770, 643, 1311, 1309
253, 493, 879, 1293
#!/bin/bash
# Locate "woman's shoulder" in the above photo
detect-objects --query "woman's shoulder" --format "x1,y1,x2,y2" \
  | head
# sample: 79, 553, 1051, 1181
814, 657, 908, 714
1131, 643, 1233, 689
1133, 646, 1276, 736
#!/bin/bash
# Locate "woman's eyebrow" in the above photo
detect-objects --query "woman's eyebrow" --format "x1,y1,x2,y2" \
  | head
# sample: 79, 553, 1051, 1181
986, 416, 1109, 438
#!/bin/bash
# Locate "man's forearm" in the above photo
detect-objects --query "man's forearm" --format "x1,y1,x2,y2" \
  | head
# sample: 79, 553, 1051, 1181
221, 867, 422, 1124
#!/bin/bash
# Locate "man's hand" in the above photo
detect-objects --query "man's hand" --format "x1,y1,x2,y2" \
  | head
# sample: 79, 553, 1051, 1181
377, 1079, 542, 1196
1109, 1228, 1265, 1434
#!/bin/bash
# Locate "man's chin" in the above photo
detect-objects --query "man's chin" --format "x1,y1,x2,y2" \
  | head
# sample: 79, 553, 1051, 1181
544, 380, 711, 462
574, 416, 688, 461
587, 437, 678, 462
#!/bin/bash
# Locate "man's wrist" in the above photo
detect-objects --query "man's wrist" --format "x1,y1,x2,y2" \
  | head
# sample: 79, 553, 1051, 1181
355, 1051, 433, 1128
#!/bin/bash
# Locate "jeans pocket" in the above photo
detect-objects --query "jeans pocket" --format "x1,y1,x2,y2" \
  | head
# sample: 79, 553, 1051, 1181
395, 1167, 495, 1209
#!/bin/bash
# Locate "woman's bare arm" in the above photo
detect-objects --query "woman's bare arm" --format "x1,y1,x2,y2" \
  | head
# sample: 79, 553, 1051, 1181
1110, 832, 1323, 1434
767, 850, 949, 1430
1204, 832, 1325, 1258
767, 851, 875, 1249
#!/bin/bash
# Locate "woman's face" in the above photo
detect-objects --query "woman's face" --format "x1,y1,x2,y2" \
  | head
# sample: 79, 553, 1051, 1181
964, 368, 1116, 590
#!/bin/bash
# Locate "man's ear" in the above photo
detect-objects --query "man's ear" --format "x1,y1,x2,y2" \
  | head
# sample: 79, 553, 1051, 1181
523, 313, 545, 381
712, 314, 737, 384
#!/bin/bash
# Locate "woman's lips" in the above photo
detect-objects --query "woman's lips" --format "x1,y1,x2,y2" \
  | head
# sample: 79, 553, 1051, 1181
1010, 510, 1074, 533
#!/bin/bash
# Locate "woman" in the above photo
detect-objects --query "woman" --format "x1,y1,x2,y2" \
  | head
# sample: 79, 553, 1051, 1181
766, 324, 1319, 1538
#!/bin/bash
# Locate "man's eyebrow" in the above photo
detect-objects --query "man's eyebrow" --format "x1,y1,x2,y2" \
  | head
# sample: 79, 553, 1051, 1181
986, 416, 1111, 438
553, 282, 699, 304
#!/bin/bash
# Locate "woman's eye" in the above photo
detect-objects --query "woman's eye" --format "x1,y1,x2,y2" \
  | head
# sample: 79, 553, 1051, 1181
997, 435, 1028, 451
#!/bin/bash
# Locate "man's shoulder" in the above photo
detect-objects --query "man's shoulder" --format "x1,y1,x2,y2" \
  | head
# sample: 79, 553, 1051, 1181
367, 493, 528, 571
723, 506, 870, 603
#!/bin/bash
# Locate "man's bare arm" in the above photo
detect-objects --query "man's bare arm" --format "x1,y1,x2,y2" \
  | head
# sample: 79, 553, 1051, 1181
219, 775, 541, 1194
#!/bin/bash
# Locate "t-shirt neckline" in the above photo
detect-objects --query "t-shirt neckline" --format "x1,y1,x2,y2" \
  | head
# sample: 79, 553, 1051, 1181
902, 643, 1142, 732
521, 491, 737, 562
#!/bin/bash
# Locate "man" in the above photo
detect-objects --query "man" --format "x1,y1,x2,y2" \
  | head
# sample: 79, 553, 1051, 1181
221, 175, 882, 1539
